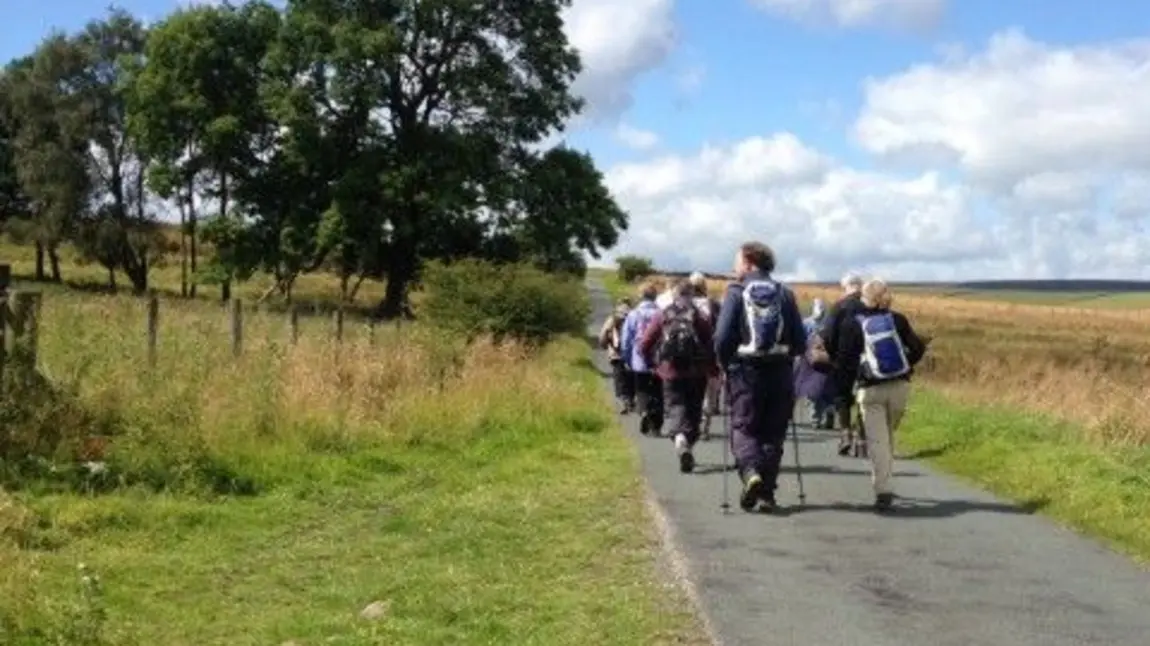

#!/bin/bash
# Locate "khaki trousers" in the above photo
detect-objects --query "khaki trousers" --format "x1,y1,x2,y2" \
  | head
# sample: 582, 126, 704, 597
855, 380, 911, 495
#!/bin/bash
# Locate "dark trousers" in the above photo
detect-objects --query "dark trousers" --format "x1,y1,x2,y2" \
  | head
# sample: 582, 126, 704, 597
726, 362, 794, 491
611, 360, 635, 402
664, 377, 706, 446
634, 371, 664, 432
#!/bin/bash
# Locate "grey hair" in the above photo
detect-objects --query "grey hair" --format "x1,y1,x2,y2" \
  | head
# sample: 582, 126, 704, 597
861, 278, 892, 308
841, 272, 863, 291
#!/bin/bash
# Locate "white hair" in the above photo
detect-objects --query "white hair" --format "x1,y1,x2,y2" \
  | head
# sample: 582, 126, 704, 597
688, 271, 706, 287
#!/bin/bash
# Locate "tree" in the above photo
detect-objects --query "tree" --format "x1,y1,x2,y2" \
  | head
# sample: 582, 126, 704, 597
616, 255, 654, 282
0, 70, 30, 226
128, 0, 281, 298
266, 0, 584, 318
4, 35, 92, 282
512, 146, 628, 277
69, 9, 162, 293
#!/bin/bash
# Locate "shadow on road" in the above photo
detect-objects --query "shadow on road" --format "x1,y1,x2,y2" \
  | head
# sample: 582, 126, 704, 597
899, 446, 950, 460
789, 495, 1050, 518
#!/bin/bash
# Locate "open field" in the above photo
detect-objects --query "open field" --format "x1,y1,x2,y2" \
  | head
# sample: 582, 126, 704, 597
600, 270, 1150, 562
0, 269, 706, 644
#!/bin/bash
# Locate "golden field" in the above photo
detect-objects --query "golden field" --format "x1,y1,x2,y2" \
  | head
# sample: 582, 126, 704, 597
657, 276, 1150, 446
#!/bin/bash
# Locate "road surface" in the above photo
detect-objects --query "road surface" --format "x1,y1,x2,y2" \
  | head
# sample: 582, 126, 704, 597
587, 279, 1149, 646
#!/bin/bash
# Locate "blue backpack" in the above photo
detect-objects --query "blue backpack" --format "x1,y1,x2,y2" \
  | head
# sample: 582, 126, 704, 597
736, 279, 789, 358
856, 312, 910, 380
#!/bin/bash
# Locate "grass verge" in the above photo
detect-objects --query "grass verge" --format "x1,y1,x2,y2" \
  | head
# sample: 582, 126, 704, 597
2, 314, 706, 643
901, 389, 1150, 564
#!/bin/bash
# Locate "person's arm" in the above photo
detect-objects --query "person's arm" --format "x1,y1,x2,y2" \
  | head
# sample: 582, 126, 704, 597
639, 312, 664, 364
820, 300, 842, 353
598, 317, 614, 349
894, 312, 927, 366
783, 288, 807, 358
838, 313, 864, 372
694, 309, 716, 373
713, 283, 742, 367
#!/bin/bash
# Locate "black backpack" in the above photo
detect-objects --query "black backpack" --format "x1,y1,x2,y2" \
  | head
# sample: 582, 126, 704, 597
659, 302, 703, 368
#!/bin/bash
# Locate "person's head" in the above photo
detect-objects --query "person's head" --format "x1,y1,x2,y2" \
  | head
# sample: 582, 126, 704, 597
638, 280, 658, 301
672, 278, 693, 299
840, 272, 863, 295
810, 297, 826, 320
860, 278, 892, 309
618, 296, 633, 308
732, 241, 776, 279
688, 271, 707, 294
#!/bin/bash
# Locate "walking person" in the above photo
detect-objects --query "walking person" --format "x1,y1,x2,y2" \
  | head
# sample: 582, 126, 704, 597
687, 271, 723, 439
620, 282, 665, 436
638, 281, 716, 473
821, 272, 868, 456
838, 279, 927, 511
793, 299, 834, 429
599, 298, 636, 413
714, 241, 807, 512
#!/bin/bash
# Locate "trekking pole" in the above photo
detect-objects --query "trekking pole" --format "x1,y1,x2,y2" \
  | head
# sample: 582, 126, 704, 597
720, 395, 731, 513
790, 416, 806, 506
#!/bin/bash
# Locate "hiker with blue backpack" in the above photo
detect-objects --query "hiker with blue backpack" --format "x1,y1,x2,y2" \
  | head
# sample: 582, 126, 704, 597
838, 278, 927, 511
638, 280, 717, 473
621, 282, 666, 436
714, 241, 807, 512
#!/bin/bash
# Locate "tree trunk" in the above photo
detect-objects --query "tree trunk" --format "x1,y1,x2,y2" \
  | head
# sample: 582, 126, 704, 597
34, 242, 45, 281
48, 245, 61, 282
377, 244, 416, 320
179, 198, 188, 298
221, 279, 231, 302
187, 176, 197, 298
107, 265, 116, 290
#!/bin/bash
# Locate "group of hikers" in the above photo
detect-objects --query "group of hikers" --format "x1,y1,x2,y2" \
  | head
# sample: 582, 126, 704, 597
598, 241, 929, 513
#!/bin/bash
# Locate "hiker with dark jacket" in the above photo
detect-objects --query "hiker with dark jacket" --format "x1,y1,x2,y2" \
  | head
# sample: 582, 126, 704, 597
621, 282, 665, 435
821, 272, 868, 456
838, 279, 926, 511
639, 282, 717, 473
599, 298, 635, 413
688, 271, 723, 438
714, 241, 807, 512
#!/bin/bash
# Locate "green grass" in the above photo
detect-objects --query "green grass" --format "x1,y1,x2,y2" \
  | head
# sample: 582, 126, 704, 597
2, 324, 706, 644
901, 389, 1150, 563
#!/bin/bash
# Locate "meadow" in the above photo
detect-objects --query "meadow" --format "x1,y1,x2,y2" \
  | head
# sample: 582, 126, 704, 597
606, 273, 1150, 563
0, 248, 708, 645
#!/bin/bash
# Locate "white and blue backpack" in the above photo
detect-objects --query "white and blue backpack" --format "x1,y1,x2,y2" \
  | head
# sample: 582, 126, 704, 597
735, 279, 789, 358
856, 312, 910, 380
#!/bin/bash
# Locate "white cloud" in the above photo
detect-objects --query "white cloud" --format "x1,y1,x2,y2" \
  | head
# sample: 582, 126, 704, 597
601, 29, 1150, 282
562, 0, 677, 122
749, 0, 946, 31
614, 124, 660, 151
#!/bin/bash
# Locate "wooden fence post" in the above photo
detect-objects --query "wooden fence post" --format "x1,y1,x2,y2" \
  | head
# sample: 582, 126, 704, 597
334, 305, 344, 342
146, 291, 158, 367
289, 305, 299, 344
9, 291, 41, 369
368, 319, 376, 346
230, 298, 243, 357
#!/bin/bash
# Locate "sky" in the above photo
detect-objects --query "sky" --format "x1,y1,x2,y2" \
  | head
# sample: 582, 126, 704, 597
5, 0, 1150, 280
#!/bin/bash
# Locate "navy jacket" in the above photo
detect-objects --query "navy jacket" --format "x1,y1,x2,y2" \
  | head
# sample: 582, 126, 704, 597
714, 270, 807, 368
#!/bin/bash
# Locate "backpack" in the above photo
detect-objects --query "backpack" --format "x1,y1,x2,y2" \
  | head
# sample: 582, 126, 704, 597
659, 301, 704, 368
735, 279, 788, 358
633, 304, 659, 352
856, 312, 910, 380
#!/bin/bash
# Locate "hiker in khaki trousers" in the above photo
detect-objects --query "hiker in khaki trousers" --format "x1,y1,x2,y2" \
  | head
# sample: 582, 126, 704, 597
839, 279, 927, 511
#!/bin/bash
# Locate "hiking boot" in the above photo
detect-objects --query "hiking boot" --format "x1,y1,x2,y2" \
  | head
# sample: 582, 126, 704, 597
674, 434, 695, 473
639, 414, 652, 436
758, 491, 778, 514
617, 398, 630, 414
874, 493, 894, 512
852, 440, 868, 459
837, 437, 853, 457
740, 473, 766, 512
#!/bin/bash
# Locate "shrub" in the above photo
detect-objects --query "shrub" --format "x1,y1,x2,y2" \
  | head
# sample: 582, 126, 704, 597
615, 255, 653, 283
418, 259, 589, 346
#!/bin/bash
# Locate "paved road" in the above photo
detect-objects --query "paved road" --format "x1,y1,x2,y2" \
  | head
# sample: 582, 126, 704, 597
586, 279, 1150, 646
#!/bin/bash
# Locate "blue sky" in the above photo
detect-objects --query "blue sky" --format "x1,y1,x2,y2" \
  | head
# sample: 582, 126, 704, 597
5, 0, 1150, 279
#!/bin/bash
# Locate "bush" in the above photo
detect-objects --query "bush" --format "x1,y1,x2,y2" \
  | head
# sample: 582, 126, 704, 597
615, 255, 653, 283
418, 259, 590, 346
